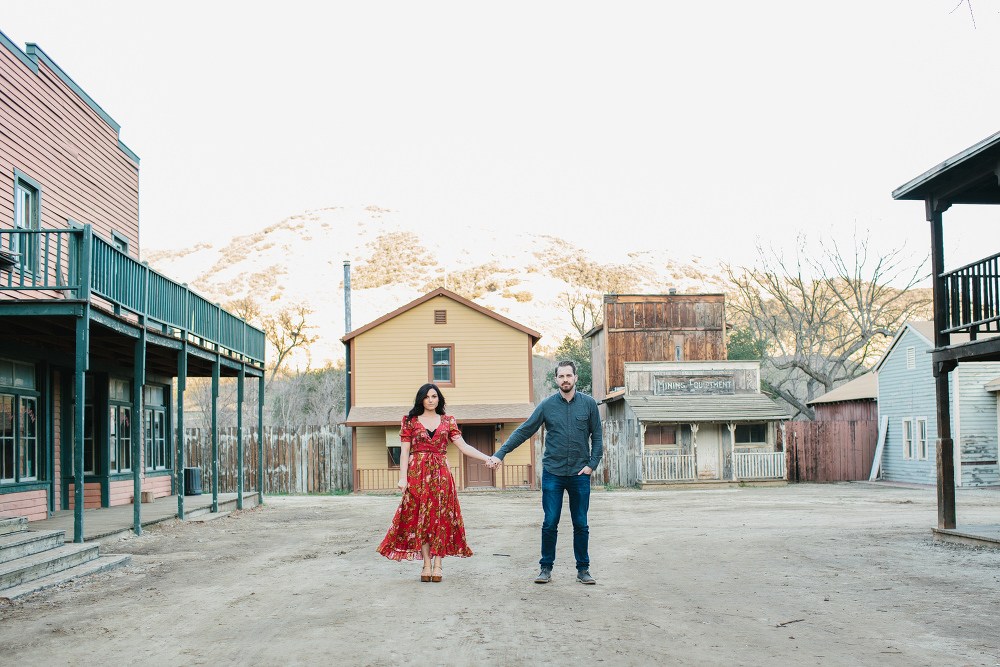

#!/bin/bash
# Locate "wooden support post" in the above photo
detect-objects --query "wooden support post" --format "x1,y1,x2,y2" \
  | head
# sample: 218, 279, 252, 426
72, 224, 91, 543
728, 423, 737, 482
690, 423, 699, 480
132, 316, 146, 535
176, 342, 187, 520
237, 365, 245, 510
928, 198, 956, 530
258, 373, 265, 499
212, 356, 220, 513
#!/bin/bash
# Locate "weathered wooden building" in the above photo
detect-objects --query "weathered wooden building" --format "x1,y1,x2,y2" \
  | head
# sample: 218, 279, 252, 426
873, 322, 1000, 487
587, 293, 727, 415
342, 288, 539, 491
806, 372, 878, 422
893, 131, 1000, 537
587, 293, 787, 486
0, 30, 264, 542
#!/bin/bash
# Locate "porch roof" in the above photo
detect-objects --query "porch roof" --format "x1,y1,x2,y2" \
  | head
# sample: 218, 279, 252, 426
346, 402, 537, 426
625, 394, 789, 423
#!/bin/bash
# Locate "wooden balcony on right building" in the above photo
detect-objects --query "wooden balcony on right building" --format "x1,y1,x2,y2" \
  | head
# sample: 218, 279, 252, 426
893, 129, 1000, 543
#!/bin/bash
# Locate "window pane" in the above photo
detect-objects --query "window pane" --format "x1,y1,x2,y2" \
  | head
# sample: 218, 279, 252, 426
109, 406, 117, 467
19, 397, 37, 480
120, 407, 131, 471
0, 395, 13, 482
432, 348, 450, 365
433, 365, 450, 382
145, 410, 153, 470
0, 361, 13, 387
84, 405, 95, 475
13, 363, 34, 389
388, 446, 401, 467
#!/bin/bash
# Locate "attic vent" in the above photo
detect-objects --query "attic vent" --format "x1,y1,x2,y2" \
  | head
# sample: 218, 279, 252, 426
434, 310, 447, 324
906, 346, 915, 370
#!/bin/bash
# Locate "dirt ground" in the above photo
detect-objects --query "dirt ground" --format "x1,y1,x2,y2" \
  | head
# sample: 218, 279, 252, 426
2, 483, 1000, 666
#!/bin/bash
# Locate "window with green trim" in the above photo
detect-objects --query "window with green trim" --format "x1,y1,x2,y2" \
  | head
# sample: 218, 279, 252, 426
144, 385, 169, 471
12, 170, 41, 274
0, 359, 40, 484
109, 379, 131, 473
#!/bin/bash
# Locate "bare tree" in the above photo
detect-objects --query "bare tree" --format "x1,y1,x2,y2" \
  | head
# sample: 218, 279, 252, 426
726, 233, 932, 420
263, 304, 318, 387
562, 287, 603, 337
225, 295, 262, 323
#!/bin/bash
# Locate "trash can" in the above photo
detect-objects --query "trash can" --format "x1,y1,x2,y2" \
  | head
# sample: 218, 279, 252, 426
183, 467, 203, 496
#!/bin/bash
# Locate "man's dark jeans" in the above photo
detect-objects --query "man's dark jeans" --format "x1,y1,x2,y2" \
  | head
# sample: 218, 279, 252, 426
540, 468, 591, 570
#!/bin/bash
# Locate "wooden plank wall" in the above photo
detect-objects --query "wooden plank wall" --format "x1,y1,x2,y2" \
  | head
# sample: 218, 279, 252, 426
812, 400, 877, 422
184, 425, 352, 494
0, 41, 140, 273
604, 295, 726, 391
783, 421, 879, 482
592, 419, 641, 488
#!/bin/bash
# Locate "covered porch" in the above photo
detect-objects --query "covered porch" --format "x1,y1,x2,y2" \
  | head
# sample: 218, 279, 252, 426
893, 129, 1000, 541
0, 224, 266, 542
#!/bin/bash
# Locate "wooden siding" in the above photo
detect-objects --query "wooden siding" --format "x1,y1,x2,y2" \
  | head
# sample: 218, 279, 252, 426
878, 328, 938, 484
878, 326, 1000, 486
955, 365, 1000, 486
783, 421, 879, 482
603, 294, 726, 392
141, 474, 172, 498
590, 327, 607, 401
65, 482, 101, 509
353, 296, 531, 407
813, 399, 878, 422
0, 489, 48, 521
0, 39, 139, 303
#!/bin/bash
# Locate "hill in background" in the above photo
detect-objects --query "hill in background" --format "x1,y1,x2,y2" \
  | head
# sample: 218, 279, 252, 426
143, 205, 730, 369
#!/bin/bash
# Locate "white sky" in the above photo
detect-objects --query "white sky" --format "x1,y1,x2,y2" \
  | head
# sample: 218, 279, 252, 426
3, 1, 1000, 273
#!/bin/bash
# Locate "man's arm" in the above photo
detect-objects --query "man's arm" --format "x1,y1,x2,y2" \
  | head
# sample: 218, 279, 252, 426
490, 401, 546, 463
587, 399, 603, 471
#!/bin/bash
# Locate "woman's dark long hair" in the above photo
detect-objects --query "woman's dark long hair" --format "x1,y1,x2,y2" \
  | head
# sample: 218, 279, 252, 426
407, 383, 446, 419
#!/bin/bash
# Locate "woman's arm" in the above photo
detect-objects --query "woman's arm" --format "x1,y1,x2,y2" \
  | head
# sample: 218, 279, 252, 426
452, 435, 493, 462
397, 439, 412, 492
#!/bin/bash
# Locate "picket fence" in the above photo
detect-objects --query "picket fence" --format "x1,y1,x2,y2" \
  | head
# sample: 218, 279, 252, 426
183, 425, 352, 494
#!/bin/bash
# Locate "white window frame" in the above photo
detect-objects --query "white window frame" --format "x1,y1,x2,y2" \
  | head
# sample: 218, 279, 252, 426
902, 418, 914, 460
916, 417, 928, 461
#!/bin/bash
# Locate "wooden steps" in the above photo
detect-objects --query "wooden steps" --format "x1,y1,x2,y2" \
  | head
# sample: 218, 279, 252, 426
0, 517, 129, 600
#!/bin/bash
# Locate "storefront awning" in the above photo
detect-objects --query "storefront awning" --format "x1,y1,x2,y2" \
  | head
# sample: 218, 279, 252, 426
625, 395, 789, 423
346, 403, 537, 426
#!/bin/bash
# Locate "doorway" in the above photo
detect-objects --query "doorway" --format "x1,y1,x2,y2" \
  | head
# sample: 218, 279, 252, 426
462, 425, 495, 488
696, 424, 722, 479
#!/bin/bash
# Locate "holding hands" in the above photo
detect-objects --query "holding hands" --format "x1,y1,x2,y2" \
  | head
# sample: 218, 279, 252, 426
485, 455, 502, 470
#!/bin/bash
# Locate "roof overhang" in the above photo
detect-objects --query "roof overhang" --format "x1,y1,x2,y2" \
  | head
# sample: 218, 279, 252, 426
624, 395, 789, 422
806, 372, 878, 405
346, 402, 537, 427
893, 130, 1000, 204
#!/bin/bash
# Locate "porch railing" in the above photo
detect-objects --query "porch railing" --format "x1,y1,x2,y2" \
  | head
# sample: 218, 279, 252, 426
734, 451, 786, 479
501, 464, 533, 489
941, 252, 1000, 339
642, 453, 696, 482
0, 225, 265, 366
356, 467, 461, 492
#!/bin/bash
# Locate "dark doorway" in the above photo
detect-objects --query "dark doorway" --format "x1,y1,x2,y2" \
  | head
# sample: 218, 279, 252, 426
462, 425, 494, 487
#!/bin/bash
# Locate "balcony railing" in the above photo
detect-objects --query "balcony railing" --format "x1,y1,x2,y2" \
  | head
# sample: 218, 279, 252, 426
0, 225, 265, 366
941, 252, 1000, 339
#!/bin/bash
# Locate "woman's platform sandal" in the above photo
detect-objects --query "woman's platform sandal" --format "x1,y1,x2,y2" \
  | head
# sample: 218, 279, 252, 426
431, 566, 443, 583
421, 565, 433, 582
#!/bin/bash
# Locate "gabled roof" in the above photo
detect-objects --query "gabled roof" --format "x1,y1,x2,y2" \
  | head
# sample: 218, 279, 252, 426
340, 287, 541, 345
872, 321, 987, 372
806, 372, 878, 405
892, 129, 1000, 204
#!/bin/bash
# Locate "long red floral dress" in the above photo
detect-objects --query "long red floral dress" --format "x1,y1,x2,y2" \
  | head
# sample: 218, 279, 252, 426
377, 415, 474, 561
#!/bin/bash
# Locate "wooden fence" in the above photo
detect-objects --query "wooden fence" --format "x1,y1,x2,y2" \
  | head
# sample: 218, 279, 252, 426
782, 420, 879, 483
184, 425, 352, 494
595, 420, 642, 487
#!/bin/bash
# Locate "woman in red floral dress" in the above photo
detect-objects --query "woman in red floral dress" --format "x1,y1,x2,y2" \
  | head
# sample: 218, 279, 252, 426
377, 383, 493, 581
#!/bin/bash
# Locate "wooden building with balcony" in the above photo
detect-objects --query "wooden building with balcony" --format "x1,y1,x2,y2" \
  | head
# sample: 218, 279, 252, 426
342, 288, 539, 491
893, 131, 1000, 541
0, 31, 264, 542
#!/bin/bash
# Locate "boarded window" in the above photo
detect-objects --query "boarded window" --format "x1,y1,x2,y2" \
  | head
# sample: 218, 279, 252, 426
434, 310, 447, 324
644, 424, 677, 447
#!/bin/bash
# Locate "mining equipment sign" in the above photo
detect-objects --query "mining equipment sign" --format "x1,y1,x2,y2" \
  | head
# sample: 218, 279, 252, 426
654, 374, 736, 395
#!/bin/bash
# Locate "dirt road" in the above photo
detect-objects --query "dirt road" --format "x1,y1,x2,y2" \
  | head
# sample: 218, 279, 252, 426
2, 483, 999, 666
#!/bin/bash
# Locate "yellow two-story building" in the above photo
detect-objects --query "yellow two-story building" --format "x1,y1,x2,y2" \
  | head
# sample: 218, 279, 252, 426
342, 288, 540, 491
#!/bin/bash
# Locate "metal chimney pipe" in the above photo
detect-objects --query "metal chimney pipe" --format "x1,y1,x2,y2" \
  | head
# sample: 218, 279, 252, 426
343, 261, 352, 333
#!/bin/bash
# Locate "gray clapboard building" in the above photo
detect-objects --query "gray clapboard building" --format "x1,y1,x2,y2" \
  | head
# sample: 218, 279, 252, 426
874, 322, 1000, 487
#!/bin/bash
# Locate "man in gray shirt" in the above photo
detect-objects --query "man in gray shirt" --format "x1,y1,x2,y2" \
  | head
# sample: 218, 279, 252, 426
487, 360, 603, 584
